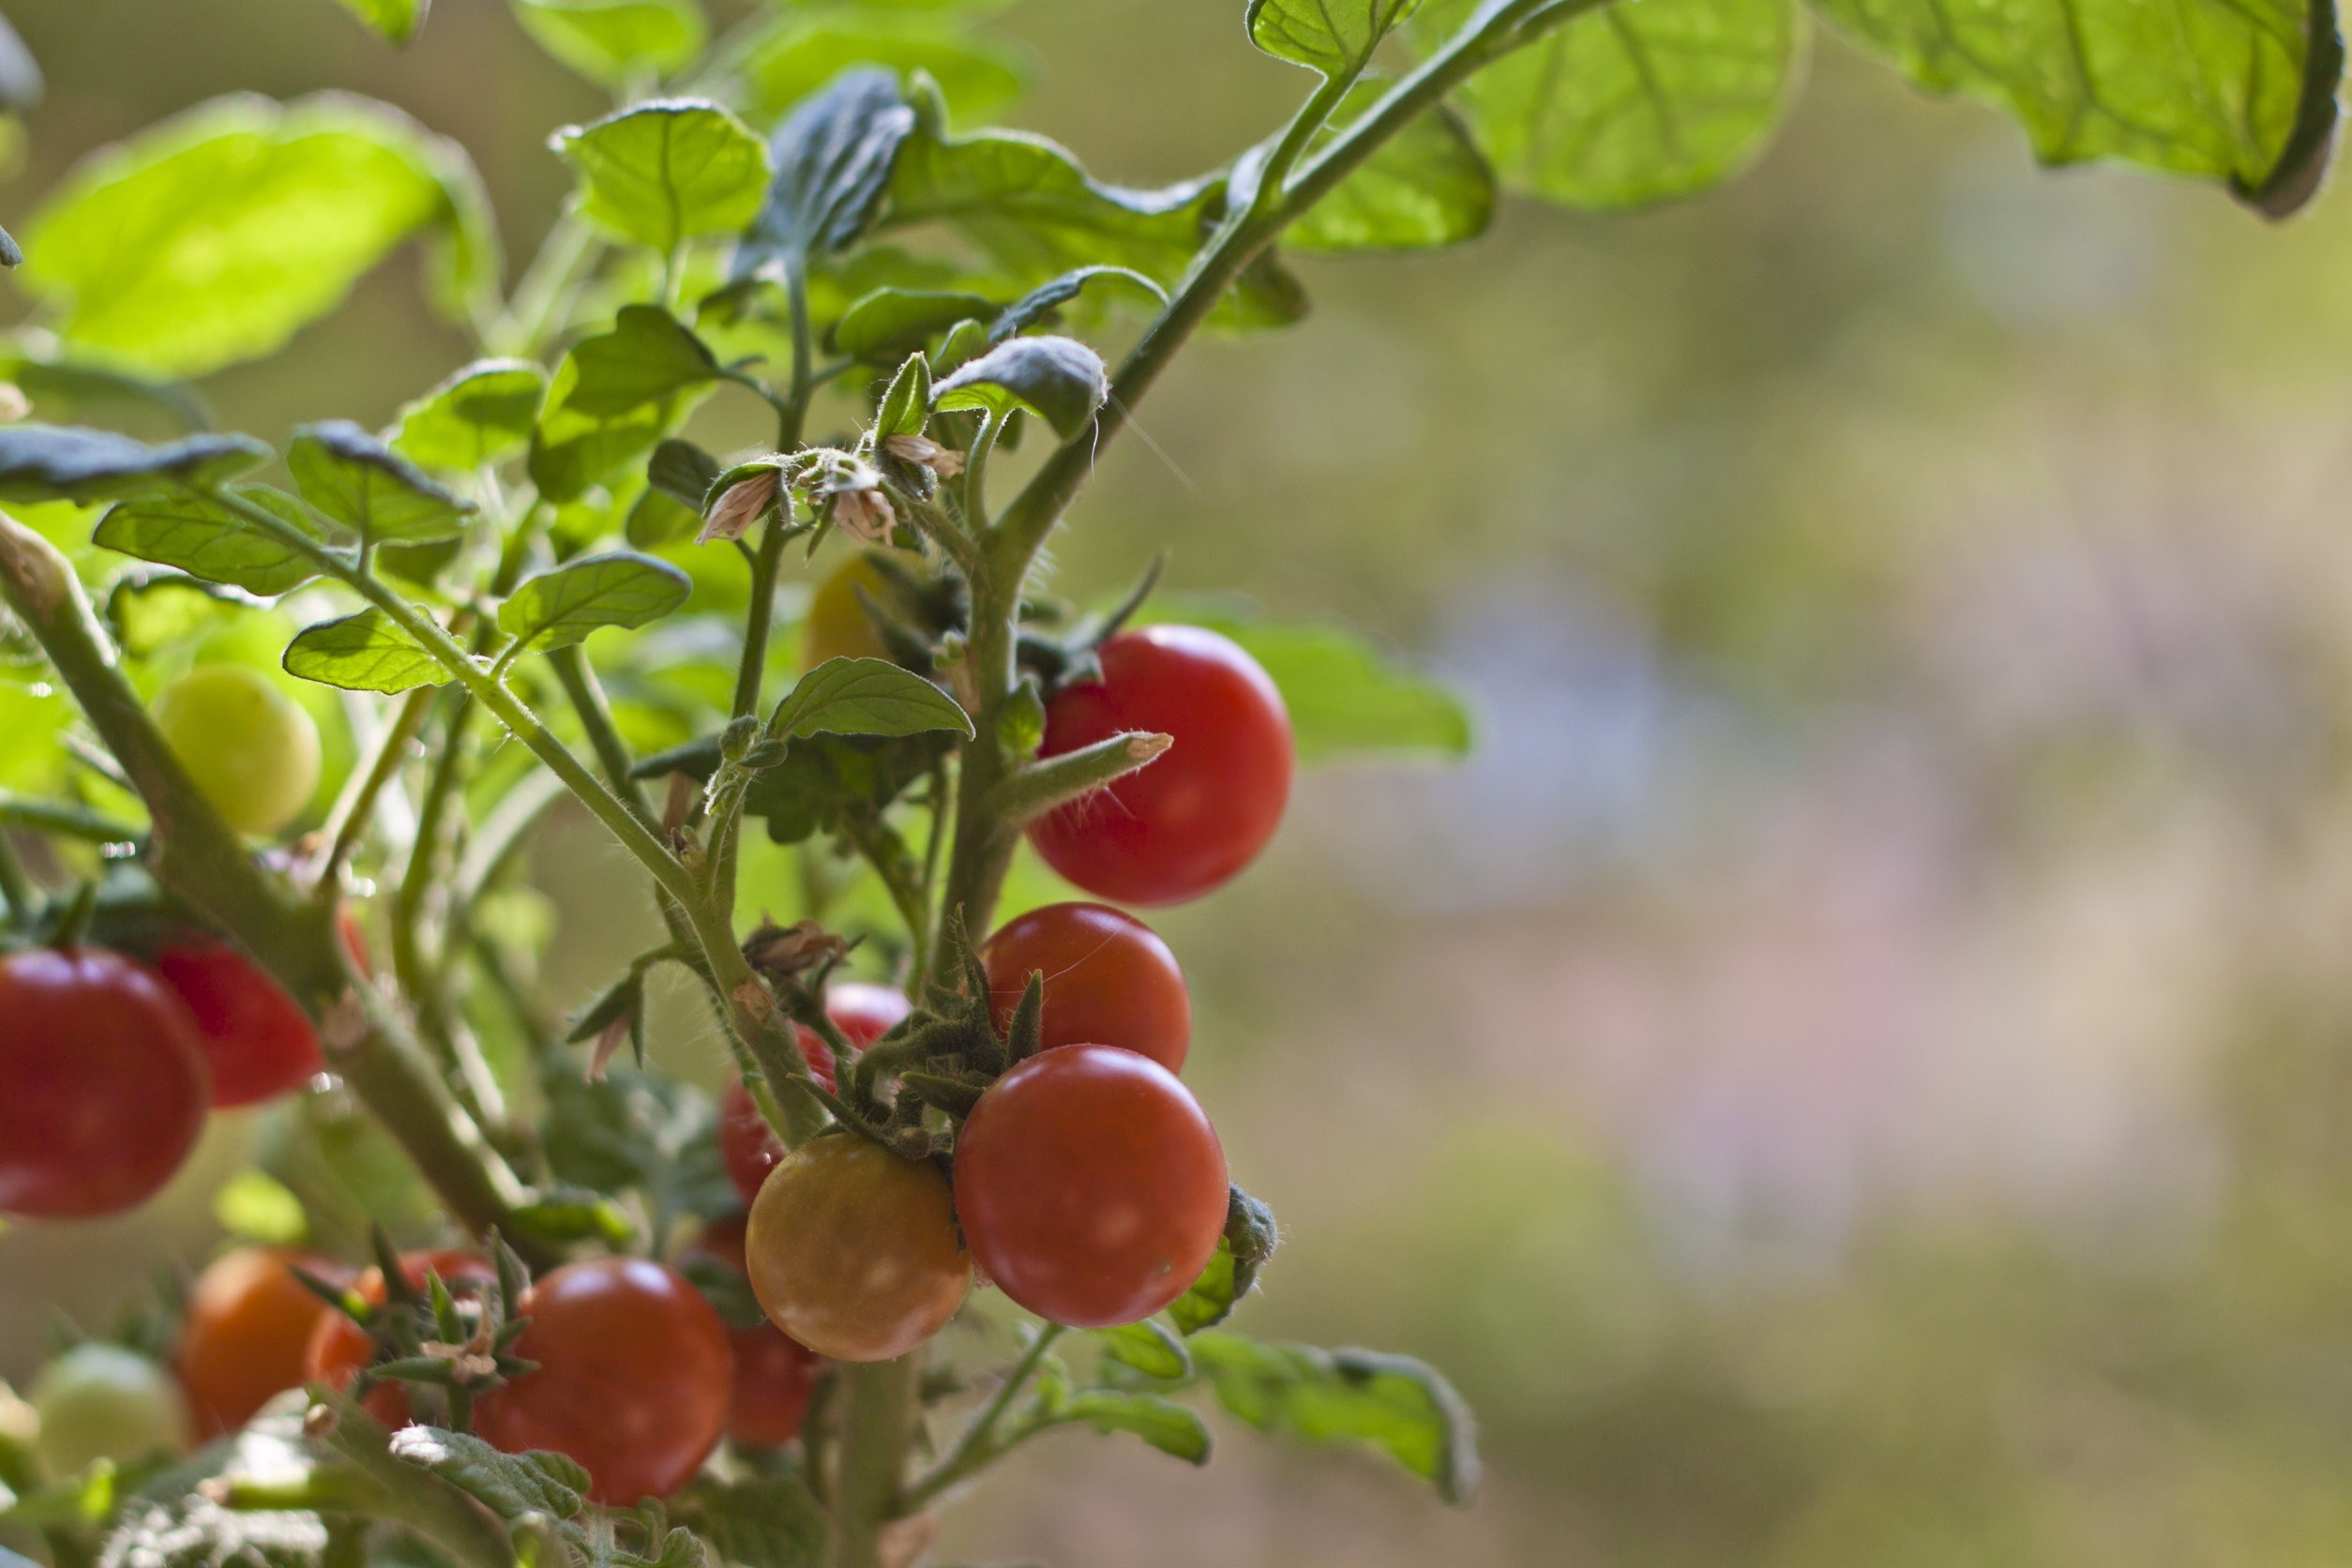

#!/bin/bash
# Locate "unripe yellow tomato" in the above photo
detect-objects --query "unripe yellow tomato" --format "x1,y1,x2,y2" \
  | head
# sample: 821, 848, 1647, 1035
152, 664, 322, 837
801, 553, 899, 669
745, 1135, 969, 1363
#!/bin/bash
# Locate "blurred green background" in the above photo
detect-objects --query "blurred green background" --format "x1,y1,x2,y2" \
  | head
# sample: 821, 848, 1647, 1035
13, 2, 2352, 1565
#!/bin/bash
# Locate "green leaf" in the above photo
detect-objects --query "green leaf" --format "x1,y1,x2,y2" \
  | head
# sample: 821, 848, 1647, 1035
1249, 0, 1420, 76
0, 339, 214, 434
554, 98, 769, 253
741, 12, 1033, 125
769, 656, 975, 740
528, 308, 722, 503
283, 609, 448, 694
386, 1427, 588, 1522
874, 352, 931, 438
94, 487, 324, 596
499, 551, 691, 653
991, 264, 1165, 339
931, 334, 1106, 438
332, 0, 430, 41
1188, 1333, 1479, 1503
0, 425, 270, 503
393, 359, 549, 473
831, 287, 997, 360
1036, 1378, 1213, 1464
288, 421, 473, 545
512, 0, 707, 88
1093, 1319, 1194, 1380
1146, 599, 1471, 762
634, 729, 956, 844
671, 1473, 827, 1568
1168, 1239, 1244, 1335
19, 94, 489, 376
1816, 0, 2341, 211
1415, 0, 1799, 209
885, 83, 1304, 329
539, 1065, 738, 1227
1279, 84, 1492, 251
734, 68, 916, 284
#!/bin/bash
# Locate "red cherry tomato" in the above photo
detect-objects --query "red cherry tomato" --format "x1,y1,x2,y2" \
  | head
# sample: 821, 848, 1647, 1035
719, 983, 910, 1205
745, 1136, 969, 1363
694, 1214, 822, 1449
1026, 626, 1293, 907
178, 1247, 349, 1438
475, 1258, 732, 1505
148, 940, 324, 1108
983, 902, 1191, 1073
302, 1249, 497, 1427
0, 946, 210, 1219
954, 1044, 1228, 1328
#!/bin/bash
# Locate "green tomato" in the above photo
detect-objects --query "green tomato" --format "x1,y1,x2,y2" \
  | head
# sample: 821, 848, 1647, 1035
151, 664, 322, 837
30, 1344, 191, 1477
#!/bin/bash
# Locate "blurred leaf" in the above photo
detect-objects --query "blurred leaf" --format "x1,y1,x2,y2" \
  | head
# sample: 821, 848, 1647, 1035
770, 656, 974, 740
386, 1427, 587, 1522
633, 728, 952, 844
1188, 1333, 1479, 1503
1278, 85, 1493, 251
0, 425, 270, 503
283, 609, 448, 694
555, 98, 769, 252
0, 13, 42, 114
831, 287, 996, 360
1093, 1319, 1193, 1380
0, 338, 213, 434
1415, 0, 1800, 209
288, 421, 473, 545
885, 82, 1304, 328
19, 94, 488, 375
331, 0, 430, 41
932, 334, 1106, 437
1033, 1370, 1212, 1464
1249, 0, 1419, 76
991, 264, 1164, 339
671, 1473, 827, 1568
529, 309, 722, 503
394, 359, 548, 473
734, 68, 915, 286
1144, 598, 1471, 761
212, 1170, 309, 1245
740, 12, 1033, 125
512, 0, 707, 87
540, 1067, 737, 1229
1168, 1238, 1244, 1335
499, 551, 691, 653
1814, 0, 2342, 212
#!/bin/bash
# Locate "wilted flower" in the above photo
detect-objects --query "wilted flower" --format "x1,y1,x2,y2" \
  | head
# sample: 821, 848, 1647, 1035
881, 432, 965, 478
698, 465, 781, 544
743, 916, 852, 980
830, 485, 897, 542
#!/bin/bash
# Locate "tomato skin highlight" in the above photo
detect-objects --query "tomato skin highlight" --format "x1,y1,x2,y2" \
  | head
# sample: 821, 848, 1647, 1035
302, 1249, 497, 1427
32, 1344, 192, 1475
1027, 626, 1293, 907
151, 664, 322, 838
691, 1214, 823, 1449
954, 1044, 1229, 1329
474, 1258, 733, 1505
149, 941, 324, 1108
719, 983, 909, 1205
0, 946, 210, 1219
983, 902, 1191, 1073
178, 1247, 348, 1438
745, 1137, 969, 1364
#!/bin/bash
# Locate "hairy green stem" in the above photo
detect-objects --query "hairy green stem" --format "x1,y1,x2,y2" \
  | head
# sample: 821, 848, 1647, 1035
901, 1325, 1065, 1509
549, 643, 652, 817
833, 1357, 919, 1568
311, 684, 433, 893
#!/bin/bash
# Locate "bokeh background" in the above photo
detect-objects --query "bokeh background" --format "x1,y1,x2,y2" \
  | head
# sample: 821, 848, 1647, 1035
12, 2, 2352, 1564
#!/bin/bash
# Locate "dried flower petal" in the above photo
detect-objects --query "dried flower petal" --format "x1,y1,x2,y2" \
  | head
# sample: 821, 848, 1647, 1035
882, 433, 965, 478
698, 467, 781, 545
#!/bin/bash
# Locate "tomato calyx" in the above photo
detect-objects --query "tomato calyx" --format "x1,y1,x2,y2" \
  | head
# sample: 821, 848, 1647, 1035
305, 1233, 537, 1431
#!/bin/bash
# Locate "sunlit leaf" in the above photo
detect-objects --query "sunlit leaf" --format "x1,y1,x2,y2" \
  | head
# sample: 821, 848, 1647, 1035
555, 98, 769, 253
740, 12, 1033, 125
331, 0, 430, 41
94, 489, 323, 596
768, 656, 974, 740
283, 609, 447, 694
1249, 0, 1420, 77
511, 0, 706, 88
1188, 1333, 1479, 1504
0, 425, 270, 504
1279, 85, 1493, 251
288, 421, 473, 545
393, 359, 548, 473
498, 551, 691, 653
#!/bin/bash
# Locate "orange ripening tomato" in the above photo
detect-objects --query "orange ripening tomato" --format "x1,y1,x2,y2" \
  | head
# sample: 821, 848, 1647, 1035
178, 1247, 349, 1437
745, 1137, 968, 1363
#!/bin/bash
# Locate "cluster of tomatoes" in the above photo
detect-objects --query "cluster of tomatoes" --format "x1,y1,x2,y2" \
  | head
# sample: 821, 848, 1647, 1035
0, 932, 331, 1220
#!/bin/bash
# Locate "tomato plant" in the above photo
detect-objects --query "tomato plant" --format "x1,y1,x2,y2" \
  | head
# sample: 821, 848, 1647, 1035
177, 1247, 349, 1438
1029, 628, 1295, 907
149, 940, 324, 1108
0, 0, 2327, 1562
0, 946, 209, 1219
984, 901, 1192, 1072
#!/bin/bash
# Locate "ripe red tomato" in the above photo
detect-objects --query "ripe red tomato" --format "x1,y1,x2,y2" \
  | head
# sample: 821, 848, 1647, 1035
302, 1249, 497, 1427
475, 1258, 732, 1505
719, 983, 910, 1205
148, 940, 324, 1108
983, 901, 1191, 1073
1026, 626, 1293, 906
0, 946, 210, 1219
954, 1044, 1228, 1328
178, 1247, 349, 1438
745, 1136, 968, 1363
694, 1214, 822, 1449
